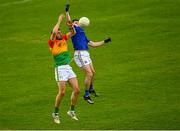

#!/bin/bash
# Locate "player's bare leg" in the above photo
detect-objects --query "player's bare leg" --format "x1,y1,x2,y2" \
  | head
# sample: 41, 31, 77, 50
69, 78, 80, 106
55, 81, 66, 108
89, 63, 99, 97
52, 81, 66, 124
82, 65, 94, 104
67, 77, 80, 120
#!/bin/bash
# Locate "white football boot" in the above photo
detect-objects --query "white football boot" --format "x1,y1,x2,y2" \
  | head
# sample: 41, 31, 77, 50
67, 111, 79, 121
52, 113, 60, 124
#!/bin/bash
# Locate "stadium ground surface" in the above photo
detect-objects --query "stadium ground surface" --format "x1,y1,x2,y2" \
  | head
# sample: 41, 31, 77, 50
0, 0, 180, 130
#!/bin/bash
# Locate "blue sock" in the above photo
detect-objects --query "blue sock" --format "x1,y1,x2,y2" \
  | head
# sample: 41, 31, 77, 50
89, 84, 94, 91
85, 89, 89, 97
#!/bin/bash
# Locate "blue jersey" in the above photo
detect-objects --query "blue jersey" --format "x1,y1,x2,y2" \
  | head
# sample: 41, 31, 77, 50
71, 25, 90, 50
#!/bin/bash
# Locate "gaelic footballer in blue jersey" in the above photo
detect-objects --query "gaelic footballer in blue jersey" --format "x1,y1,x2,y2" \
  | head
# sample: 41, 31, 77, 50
71, 25, 90, 50
65, 4, 111, 104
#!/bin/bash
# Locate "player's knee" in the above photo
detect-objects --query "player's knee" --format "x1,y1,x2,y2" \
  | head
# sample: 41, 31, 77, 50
59, 90, 65, 97
87, 72, 93, 79
58, 83, 66, 96
57, 92, 65, 99
74, 87, 80, 95
58, 88, 66, 97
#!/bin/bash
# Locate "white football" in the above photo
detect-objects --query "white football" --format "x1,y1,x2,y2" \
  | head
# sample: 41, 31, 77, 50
79, 17, 90, 27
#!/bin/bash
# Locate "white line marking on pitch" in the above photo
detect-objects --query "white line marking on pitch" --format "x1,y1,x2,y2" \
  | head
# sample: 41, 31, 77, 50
0, 0, 32, 7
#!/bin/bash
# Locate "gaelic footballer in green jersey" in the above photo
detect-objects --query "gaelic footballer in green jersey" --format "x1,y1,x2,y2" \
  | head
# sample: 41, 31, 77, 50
48, 13, 79, 124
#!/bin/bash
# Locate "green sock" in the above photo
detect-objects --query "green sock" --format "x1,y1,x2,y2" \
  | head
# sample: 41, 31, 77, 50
54, 107, 59, 114
70, 105, 75, 111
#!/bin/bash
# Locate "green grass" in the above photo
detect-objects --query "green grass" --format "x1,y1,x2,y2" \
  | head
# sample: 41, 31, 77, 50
0, 0, 180, 129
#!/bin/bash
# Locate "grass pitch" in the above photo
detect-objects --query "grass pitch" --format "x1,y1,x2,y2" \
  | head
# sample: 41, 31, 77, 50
0, 0, 180, 129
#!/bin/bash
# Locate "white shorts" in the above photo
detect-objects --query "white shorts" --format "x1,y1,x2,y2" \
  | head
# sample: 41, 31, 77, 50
74, 50, 92, 67
55, 65, 77, 81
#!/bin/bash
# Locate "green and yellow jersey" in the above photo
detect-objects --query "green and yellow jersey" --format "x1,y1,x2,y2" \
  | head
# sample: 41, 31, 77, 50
48, 34, 71, 67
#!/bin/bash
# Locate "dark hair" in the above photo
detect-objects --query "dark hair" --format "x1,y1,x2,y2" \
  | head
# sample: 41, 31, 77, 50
72, 19, 79, 22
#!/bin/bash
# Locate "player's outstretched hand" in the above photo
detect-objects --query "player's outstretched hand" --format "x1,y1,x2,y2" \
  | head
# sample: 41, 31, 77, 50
58, 14, 64, 22
104, 37, 112, 43
65, 4, 70, 12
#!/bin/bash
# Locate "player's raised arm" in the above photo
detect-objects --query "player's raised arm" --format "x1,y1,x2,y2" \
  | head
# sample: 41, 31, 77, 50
88, 37, 112, 47
50, 14, 64, 40
65, 4, 76, 38
66, 21, 76, 38
65, 4, 71, 22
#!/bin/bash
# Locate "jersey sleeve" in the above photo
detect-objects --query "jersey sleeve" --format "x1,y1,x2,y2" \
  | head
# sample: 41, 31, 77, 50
85, 36, 90, 43
62, 34, 69, 41
48, 40, 54, 48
